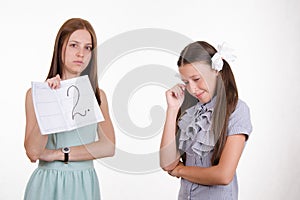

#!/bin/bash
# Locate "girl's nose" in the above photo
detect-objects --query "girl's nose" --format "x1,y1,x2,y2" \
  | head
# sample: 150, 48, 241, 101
76, 47, 84, 57
189, 82, 197, 95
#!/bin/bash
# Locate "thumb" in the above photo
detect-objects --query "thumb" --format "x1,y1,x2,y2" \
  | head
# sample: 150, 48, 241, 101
56, 74, 61, 80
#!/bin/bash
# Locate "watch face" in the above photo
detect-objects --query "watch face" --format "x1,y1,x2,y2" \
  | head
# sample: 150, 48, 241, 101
62, 147, 70, 153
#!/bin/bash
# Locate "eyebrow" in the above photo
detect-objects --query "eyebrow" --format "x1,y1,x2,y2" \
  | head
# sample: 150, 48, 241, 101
69, 40, 92, 46
189, 75, 200, 78
181, 75, 200, 80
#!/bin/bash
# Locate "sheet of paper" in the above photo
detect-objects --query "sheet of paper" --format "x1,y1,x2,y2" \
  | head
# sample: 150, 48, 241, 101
32, 75, 104, 135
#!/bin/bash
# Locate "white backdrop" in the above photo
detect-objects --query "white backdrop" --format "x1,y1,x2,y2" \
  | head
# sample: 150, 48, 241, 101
0, 0, 300, 199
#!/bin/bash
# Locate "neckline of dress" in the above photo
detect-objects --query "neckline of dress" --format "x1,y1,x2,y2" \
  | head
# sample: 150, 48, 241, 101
195, 95, 217, 110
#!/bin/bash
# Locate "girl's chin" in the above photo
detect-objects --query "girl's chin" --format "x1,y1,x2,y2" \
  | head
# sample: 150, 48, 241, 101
196, 94, 212, 104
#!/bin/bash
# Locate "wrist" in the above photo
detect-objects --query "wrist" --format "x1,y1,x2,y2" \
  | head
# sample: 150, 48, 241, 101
177, 165, 184, 177
167, 106, 180, 114
55, 149, 64, 161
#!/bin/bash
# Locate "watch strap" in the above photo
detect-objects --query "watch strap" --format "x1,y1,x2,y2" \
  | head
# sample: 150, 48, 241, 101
64, 152, 69, 164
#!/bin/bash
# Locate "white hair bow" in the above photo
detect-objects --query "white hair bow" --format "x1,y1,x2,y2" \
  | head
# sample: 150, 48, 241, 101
211, 43, 236, 71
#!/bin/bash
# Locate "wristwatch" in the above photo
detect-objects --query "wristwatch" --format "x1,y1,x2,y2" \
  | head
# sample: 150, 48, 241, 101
62, 147, 70, 164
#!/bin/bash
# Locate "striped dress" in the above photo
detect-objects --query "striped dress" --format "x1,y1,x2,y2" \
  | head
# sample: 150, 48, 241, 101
177, 98, 252, 200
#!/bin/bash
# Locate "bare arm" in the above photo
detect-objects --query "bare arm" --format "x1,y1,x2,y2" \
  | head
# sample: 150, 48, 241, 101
169, 134, 246, 185
160, 84, 185, 171
159, 107, 181, 171
24, 88, 48, 162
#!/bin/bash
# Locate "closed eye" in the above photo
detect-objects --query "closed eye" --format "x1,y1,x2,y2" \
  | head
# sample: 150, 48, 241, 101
182, 80, 189, 84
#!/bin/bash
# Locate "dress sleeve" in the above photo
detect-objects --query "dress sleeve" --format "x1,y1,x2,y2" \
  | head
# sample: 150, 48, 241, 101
227, 99, 253, 140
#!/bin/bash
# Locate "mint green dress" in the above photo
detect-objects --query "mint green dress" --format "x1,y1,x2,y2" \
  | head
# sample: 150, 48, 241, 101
24, 124, 101, 200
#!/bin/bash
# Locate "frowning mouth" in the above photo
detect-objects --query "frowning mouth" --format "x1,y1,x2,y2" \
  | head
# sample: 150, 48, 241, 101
74, 60, 84, 64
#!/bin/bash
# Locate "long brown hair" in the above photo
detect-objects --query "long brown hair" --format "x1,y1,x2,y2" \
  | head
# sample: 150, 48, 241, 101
46, 18, 101, 105
177, 41, 238, 165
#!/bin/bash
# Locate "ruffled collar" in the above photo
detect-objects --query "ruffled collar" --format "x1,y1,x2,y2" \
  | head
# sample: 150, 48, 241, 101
178, 96, 216, 157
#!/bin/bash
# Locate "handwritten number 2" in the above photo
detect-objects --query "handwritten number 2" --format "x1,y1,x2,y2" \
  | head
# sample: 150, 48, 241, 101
67, 85, 89, 120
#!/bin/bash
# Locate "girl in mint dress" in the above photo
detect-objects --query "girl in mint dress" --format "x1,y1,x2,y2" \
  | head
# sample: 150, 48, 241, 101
24, 18, 115, 200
